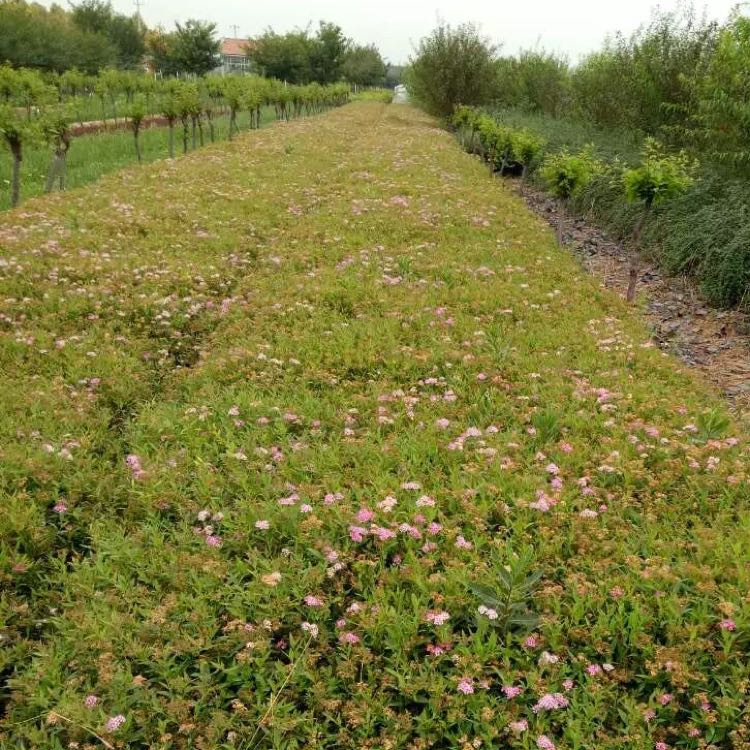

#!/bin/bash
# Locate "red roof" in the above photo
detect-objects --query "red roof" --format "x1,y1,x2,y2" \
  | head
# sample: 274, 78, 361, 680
221, 38, 253, 57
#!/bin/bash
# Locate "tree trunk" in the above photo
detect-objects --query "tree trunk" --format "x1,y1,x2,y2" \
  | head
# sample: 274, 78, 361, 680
10, 141, 22, 208
168, 124, 175, 158
191, 117, 197, 150
134, 130, 142, 163
626, 209, 650, 303
182, 118, 189, 154
229, 110, 236, 140
45, 153, 62, 193
208, 117, 215, 143
59, 149, 67, 191
556, 214, 564, 246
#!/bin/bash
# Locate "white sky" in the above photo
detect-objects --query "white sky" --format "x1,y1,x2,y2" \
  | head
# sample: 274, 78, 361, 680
59, 0, 742, 64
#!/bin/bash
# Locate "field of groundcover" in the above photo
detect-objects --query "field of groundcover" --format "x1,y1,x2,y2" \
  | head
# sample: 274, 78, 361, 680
0, 101, 748, 749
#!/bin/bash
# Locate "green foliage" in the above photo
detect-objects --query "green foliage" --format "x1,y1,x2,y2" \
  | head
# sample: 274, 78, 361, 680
171, 20, 221, 77
470, 548, 541, 635
0, 0, 139, 73
71, 0, 145, 69
570, 8, 718, 134
2, 102, 748, 747
623, 139, 695, 208
495, 49, 570, 116
342, 44, 388, 87
541, 147, 602, 200
511, 129, 546, 170
251, 21, 354, 85
405, 22, 498, 118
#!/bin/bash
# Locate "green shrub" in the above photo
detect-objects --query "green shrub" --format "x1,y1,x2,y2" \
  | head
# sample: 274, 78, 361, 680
405, 22, 498, 118
623, 139, 695, 208
540, 147, 602, 200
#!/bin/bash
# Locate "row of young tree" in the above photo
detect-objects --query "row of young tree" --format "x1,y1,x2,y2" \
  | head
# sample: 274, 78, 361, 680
407, 8, 750, 172
0, 69, 351, 208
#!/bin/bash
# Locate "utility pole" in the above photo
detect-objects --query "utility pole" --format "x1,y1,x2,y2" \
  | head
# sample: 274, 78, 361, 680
134, 0, 144, 32
231, 24, 240, 38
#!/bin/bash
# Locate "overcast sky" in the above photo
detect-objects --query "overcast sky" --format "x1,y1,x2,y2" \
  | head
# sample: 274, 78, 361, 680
67, 0, 742, 63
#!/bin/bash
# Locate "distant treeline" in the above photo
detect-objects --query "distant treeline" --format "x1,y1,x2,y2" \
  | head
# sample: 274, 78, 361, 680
0, 1, 401, 87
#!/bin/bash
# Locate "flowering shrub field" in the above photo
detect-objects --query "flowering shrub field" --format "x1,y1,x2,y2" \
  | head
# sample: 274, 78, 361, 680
0, 101, 748, 749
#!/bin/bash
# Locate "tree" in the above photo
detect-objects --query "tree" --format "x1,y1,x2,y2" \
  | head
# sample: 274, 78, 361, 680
310, 22, 348, 83
42, 110, 72, 192
0, 105, 35, 207
127, 97, 146, 162
405, 23, 499, 118
70, 1, 145, 69
342, 45, 387, 87
0, 0, 116, 73
172, 20, 220, 76
251, 28, 315, 83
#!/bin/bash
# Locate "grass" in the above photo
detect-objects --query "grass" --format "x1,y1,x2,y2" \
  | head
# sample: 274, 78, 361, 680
0, 107, 276, 211
0, 101, 748, 750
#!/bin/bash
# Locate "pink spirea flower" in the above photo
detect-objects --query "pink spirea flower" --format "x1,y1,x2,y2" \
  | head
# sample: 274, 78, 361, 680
255, 519, 270, 530
537, 736, 556, 750
719, 619, 736, 631
356, 507, 375, 523
205, 535, 222, 548
503, 685, 523, 699
509, 720, 528, 734
349, 525, 368, 542
338, 631, 360, 645
586, 664, 602, 676
53, 501, 68, 514
457, 678, 474, 695
84, 694, 99, 709
533, 693, 569, 713
658, 693, 673, 706
424, 610, 450, 626
105, 715, 126, 732
655, 743, 669, 750
563, 679, 574, 691
524, 634, 540, 648
304, 595, 323, 607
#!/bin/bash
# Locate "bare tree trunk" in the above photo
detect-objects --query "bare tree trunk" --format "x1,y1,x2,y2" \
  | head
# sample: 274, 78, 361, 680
10, 142, 22, 208
45, 154, 62, 193
191, 117, 197, 150
208, 116, 215, 143
134, 130, 142, 163
556, 214, 564, 246
182, 117, 189, 154
168, 124, 175, 158
626, 209, 649, 303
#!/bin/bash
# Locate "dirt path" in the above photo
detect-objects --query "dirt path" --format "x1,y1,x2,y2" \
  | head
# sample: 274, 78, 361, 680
518, 183, 750, 417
